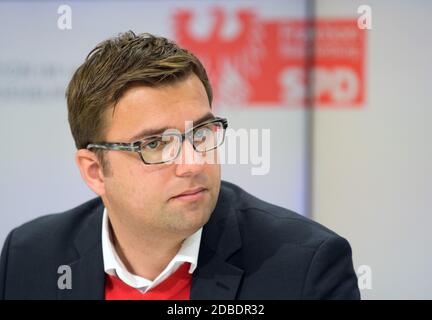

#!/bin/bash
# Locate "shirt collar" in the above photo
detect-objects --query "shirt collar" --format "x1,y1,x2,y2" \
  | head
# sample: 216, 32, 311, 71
101, 207, 202, 292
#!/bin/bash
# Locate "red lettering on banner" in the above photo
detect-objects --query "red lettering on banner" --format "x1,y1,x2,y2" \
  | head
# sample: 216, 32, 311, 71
173, 8, 366, 108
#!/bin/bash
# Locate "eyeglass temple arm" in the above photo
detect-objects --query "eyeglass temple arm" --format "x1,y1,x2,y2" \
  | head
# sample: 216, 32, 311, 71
86, 142, 140, 152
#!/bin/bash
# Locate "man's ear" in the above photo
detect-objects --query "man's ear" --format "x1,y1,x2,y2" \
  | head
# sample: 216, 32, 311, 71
75, 149, 106, 196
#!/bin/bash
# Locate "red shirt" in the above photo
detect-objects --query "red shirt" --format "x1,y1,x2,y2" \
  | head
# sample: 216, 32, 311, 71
105, 262, 192, 300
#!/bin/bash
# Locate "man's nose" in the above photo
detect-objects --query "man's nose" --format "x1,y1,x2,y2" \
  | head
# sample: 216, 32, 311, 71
174, 138, 205, 177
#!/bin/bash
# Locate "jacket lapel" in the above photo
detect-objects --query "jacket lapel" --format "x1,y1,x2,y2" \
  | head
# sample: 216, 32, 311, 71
190, 187, 244, 300
57, 200, 105, 300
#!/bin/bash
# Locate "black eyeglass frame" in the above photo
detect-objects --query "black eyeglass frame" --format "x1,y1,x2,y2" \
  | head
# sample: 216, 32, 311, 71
86, 117, 228, 165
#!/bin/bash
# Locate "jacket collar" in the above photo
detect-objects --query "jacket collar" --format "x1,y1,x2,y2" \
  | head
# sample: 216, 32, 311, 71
57, 201, 105, 300
190, 183, 244, 299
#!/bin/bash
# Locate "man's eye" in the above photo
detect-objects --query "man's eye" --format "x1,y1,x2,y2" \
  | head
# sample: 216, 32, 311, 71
144, 140, 161, 150
194, 127, 210, 139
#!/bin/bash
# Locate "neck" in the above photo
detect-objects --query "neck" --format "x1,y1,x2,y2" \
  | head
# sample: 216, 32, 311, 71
107, 214, 186, 281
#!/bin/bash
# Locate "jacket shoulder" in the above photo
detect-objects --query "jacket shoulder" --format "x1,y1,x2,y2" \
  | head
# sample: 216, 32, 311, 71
220, 180, 341, 248
8, 197, 103, 251
0, 197, 104, 299
219, 181, 359, 299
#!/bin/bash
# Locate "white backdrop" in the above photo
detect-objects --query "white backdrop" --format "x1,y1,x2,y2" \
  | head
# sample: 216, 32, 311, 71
313, 0, 432, 299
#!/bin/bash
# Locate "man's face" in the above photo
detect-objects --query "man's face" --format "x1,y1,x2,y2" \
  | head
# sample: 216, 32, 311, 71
100, 74, 221, 238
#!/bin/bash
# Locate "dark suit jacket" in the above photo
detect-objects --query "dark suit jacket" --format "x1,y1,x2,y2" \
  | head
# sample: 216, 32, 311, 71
0, 181, 360, 299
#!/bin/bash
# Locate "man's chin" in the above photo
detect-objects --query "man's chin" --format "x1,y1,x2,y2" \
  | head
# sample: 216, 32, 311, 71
167, 205, 212, 231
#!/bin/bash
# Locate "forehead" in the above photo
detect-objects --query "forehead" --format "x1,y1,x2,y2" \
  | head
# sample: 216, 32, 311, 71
103, 74, 211, 141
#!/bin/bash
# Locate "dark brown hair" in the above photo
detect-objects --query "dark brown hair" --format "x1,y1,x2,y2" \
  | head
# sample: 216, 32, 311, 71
66, 31, 212, 153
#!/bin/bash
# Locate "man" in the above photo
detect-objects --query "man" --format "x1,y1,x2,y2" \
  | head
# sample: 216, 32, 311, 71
0, 32, 360, 300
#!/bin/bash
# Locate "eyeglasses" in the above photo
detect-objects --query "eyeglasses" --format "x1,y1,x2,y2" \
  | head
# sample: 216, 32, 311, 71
87, 117, 228, 165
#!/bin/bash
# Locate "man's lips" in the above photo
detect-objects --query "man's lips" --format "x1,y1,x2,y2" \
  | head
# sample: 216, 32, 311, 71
170, 187, 208, 201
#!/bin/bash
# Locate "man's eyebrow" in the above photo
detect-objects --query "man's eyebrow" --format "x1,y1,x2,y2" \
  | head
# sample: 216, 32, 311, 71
129, 112, 215, 141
